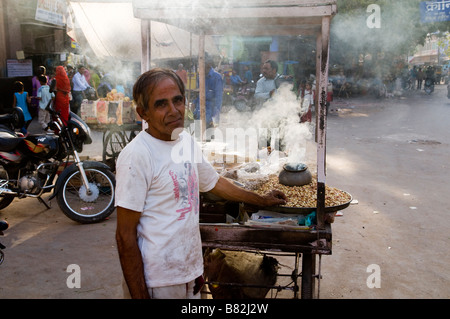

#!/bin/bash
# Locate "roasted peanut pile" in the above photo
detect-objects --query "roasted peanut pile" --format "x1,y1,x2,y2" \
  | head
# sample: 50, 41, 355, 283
254, 175, 351, 208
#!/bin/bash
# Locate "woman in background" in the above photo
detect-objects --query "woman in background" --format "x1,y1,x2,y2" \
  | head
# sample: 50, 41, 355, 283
50, 66, 71, 125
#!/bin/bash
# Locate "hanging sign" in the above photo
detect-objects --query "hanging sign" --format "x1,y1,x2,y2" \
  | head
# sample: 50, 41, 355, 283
35, 0, 66, 26
420, 1, 450, 23
6, 59, 33, 77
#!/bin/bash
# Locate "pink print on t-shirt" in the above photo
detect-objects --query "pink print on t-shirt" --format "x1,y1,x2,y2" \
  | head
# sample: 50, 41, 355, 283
169, 163, 199, 220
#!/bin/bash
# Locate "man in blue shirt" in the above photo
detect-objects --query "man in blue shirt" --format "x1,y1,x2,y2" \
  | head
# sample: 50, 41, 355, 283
72, 65, 92, 115
230, 69, 244, 94
194, 59, 223, 128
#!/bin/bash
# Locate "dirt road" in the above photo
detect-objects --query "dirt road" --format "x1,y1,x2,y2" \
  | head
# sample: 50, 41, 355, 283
0, 85, 449, 299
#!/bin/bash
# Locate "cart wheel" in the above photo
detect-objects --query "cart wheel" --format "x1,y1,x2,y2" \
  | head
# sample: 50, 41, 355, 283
103, 131, 126, 170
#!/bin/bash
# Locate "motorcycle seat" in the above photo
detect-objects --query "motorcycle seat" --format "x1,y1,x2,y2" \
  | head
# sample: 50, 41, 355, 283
0, 129, 24, 152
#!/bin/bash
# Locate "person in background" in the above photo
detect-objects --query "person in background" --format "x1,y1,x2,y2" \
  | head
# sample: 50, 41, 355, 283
115, 68, 286, 299
254, 60, 280, 102
244, 65, 253, 84
175, 63, 188, 85
97, 73, 114, 98
71, 65, 92, 115
36, 75, 54, 131
83, 66, 91, 86
90, 67, 101, 94
12, 81, 32, 135
300, 81, 313, 123
194, 58, 223, 128
50, 66, 71, 125
230, 69, 244, 93
417, 67, 424, 90
31, 66, 48, 118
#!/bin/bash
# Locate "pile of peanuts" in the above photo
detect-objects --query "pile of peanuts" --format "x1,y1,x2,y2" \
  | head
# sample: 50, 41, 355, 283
254, 175, 351, 208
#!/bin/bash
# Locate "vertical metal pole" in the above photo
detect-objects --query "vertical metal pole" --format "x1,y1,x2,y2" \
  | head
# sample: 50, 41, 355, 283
187, 32, 192, 106
316, 16, 331, 229
140, 20, 151, 131
140, 20, 151, 73
198, 33, 206, 141
315, 33, 321, 143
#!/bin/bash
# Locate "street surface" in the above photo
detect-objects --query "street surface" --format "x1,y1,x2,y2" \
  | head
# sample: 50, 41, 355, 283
0, 84, 449, 299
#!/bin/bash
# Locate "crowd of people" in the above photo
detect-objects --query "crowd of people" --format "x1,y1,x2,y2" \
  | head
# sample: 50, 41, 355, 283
12, 59, 321, 136
11, 63, 133, 135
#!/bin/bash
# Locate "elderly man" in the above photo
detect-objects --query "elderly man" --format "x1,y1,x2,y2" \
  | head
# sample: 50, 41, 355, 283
115, 68, 286, 299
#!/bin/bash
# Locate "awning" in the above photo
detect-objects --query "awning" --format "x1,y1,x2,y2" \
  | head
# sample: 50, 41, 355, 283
69, 1, 219, 62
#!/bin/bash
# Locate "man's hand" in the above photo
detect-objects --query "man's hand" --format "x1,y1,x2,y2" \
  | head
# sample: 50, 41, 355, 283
209, 176, 286, 207
262, 189, 287, 206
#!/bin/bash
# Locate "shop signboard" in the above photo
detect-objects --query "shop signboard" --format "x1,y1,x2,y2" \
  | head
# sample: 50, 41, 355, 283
35, 0, 66, 26
6, 59, 33, 77
420, 1, 450, 23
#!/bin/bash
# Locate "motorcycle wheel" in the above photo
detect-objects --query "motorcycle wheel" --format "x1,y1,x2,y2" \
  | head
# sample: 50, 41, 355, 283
234, 100, 248, 112
56, 167, 115, 224
0, 164, 14, 210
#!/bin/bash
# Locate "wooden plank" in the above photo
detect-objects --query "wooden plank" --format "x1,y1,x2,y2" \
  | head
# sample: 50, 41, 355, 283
132, 1, 338, 36
133, 0, 337, 9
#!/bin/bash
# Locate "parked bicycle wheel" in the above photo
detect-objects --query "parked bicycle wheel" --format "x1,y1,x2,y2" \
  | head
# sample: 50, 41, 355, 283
102, 130, 127, 169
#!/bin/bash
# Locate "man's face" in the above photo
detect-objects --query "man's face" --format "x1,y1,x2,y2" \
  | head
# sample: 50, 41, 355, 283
138, 77, 185, 141
261, 63, 276, 79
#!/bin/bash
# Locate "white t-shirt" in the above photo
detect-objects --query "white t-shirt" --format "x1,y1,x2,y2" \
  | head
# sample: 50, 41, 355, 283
115, 130, 219, 288
37, 85, 54, 110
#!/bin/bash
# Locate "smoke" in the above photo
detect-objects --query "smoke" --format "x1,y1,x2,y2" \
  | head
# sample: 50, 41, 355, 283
207, 83, 313, 175
250, 83, 312, 162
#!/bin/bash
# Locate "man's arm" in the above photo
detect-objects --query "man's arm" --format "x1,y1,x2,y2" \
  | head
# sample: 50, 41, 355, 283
116, 207, 150, 299
209, 176, 286, 207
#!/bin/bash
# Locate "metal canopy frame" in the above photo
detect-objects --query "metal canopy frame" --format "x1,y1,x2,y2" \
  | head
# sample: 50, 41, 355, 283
132, 0, 337, 228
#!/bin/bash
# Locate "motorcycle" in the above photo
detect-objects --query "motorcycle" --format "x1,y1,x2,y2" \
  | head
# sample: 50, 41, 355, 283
0, 104, 116, 224
0, 220, 7, 265
233, 81, 256, 112
424, 77, 434, 95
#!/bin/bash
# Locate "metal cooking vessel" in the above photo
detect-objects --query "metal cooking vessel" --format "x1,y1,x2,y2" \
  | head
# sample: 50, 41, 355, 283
278, 162, 312, 187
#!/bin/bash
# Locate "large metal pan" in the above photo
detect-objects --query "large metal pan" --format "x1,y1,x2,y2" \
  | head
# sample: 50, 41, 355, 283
262, 191, 353, 215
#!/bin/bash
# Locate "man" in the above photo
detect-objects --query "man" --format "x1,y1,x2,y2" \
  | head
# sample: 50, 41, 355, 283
243, 65, 253, 84
254, 60, 280, 102
230, 69, 244, 93
115, 68, 286, 299
71, 65, 91, 114
175, 63, 188, 85
194, 58, 223, 128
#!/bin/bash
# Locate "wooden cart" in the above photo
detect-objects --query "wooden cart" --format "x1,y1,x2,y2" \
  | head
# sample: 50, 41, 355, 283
132, 0, 338, 299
